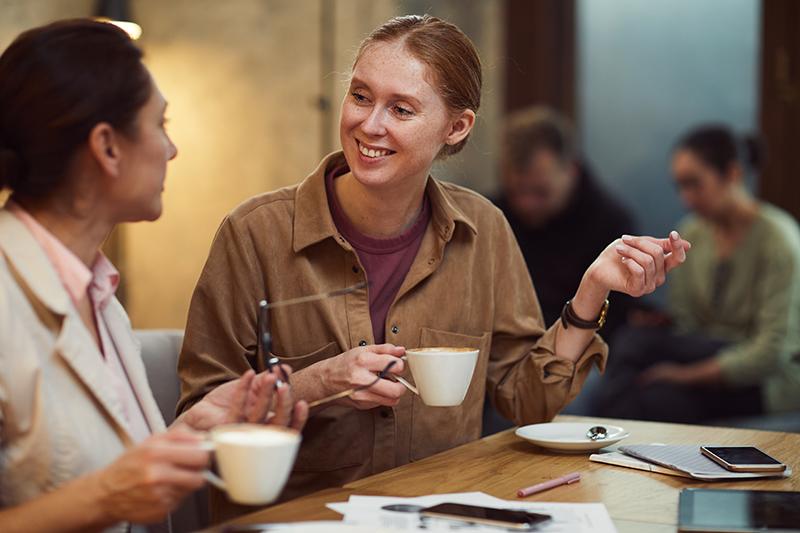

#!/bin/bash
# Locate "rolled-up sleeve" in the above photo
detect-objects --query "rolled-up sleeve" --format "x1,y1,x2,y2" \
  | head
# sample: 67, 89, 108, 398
486, 215, 608, 424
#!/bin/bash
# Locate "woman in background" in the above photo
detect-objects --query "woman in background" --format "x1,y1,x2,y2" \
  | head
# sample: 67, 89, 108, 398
0, 20, 306, 532
594, 125, 800, 422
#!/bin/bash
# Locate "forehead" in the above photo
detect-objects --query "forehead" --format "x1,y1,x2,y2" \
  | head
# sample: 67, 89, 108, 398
673, 149, 707, 172
352, 40, 440, 102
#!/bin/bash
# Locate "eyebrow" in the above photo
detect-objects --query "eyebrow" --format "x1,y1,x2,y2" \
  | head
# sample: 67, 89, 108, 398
350, 76, 423, 108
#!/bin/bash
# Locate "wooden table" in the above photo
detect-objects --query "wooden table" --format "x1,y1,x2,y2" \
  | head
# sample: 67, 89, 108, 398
218, 416, 800, 532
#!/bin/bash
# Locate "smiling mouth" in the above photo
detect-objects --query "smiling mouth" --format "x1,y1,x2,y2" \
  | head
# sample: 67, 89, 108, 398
357, 140, 395, 159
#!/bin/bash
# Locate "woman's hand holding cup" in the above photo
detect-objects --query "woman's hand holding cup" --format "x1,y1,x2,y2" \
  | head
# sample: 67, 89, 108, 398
317, 344, 407, 409
90, 427, 210, 525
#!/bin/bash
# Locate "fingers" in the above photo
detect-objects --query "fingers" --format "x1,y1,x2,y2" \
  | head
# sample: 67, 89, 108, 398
245, 372, 278, 423
370, 344, 406, 357
159, 465, 207, 492
632, 232, 691, 273
622, 235, 666, 286
664, 230, 689, 272
615, 241, 657, 293
365, 376, 407, 399
228, 370, 255, 422
290, 401, 309, 431
267, 382, 295, 427
349, 388, 400, 407
354, 349, 405, 374
147, 442, 211, 470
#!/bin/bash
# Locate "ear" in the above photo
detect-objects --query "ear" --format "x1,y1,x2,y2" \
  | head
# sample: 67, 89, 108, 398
726, 162, 743, 185
444, 109, 476, 148
87, 122, 123, 178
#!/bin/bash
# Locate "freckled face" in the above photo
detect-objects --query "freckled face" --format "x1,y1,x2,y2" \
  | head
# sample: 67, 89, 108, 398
339, 40, 456, 191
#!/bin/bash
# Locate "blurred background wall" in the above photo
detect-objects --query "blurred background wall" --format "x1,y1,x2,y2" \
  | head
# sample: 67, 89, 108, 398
578, 0, 760, 238
1, 0, 797, 328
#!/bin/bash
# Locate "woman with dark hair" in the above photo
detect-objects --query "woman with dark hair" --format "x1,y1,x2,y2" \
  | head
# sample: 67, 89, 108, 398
0, 20, 306, 532
594, 124, 800, 423
177, 14, 690, 520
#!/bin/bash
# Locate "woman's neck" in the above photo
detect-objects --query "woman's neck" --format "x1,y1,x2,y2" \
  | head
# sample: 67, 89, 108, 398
712, 190, 759, 234
334, 171, 428, 238
14, 194, 114, 268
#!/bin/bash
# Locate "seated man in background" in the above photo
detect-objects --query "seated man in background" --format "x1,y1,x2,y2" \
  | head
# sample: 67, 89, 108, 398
483, 107, 638, 432
494, 107, 638, 339
591, 124, 800, 424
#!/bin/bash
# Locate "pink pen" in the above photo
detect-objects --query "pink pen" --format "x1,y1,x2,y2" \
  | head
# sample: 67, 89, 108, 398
517, 472, 581, 497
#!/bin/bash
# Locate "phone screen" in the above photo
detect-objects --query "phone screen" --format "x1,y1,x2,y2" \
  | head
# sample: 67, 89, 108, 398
421, 503, 551, 527
679, 488, 800, 531
704, 446, 783, 465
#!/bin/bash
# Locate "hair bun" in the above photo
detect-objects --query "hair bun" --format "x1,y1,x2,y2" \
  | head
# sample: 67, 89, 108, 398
0, 146, 23, 190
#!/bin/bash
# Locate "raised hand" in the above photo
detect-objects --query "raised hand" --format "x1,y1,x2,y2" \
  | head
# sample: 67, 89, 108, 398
588, 231, 691, 297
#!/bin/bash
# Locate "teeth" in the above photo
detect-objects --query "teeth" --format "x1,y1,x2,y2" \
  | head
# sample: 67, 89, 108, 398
359, 143, 390, 158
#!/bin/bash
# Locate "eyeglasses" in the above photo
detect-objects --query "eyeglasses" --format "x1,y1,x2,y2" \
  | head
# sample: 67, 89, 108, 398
257, 282, 368, 383
306, 360, 398, 408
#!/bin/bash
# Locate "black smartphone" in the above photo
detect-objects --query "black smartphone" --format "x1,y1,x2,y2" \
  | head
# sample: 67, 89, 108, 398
700, 446, 787, 473
420, 503, 552, 530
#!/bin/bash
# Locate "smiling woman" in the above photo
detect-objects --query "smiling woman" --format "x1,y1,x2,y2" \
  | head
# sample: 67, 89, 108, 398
177, 14, 692, 523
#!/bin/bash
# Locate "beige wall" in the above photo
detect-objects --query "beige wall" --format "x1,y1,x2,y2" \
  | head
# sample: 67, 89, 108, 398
0, 0, 505, 329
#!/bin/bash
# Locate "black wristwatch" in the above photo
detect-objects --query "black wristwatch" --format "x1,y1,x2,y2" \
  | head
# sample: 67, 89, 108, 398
561, 299, 610, 330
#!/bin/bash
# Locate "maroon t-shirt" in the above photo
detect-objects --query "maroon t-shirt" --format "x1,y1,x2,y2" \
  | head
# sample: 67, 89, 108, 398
326, 165, 431, 344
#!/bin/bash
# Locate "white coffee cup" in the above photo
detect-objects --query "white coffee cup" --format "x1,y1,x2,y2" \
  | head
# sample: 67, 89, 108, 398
201, 424, 301, 505
403, 347, 480, 406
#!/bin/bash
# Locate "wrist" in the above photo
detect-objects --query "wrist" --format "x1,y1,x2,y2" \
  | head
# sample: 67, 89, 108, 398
80, 470, 117, 528
572, 268, 610, 321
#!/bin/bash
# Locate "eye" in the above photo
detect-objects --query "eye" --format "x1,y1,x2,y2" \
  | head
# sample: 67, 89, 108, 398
351, 91, 369, 104
393, 105, 414, 117
160, 117, 170, 129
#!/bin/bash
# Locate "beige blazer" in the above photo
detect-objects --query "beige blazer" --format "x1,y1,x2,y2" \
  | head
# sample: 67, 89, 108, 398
0, 209, 166, 524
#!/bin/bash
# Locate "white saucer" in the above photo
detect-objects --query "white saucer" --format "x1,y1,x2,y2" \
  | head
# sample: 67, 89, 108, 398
515, 422, 629, 453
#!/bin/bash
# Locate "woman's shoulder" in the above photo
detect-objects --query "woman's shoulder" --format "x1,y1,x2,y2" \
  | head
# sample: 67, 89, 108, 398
226, 184, 301, 225
756, 202, 800, 255
433, 179, 507, 228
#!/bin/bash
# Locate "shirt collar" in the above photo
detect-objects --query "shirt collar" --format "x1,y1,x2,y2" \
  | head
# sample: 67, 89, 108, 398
293, 151, 477, 252
7, 201, 119, 309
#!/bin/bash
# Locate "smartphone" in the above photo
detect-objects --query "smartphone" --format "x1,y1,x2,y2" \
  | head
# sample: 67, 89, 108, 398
420, 503, 551, 530
700, 446, 787, 473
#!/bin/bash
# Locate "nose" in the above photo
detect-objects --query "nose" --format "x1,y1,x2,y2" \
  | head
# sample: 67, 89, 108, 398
168, 136, 178, 161
361, 107, 387, 137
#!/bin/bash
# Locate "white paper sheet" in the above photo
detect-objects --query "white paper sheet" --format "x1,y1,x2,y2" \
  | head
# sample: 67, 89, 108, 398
326, 492, 617, 532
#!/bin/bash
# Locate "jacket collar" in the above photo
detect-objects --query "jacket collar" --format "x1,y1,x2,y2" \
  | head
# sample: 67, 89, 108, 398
0, 209, 163, 443
293, 151, 477, 252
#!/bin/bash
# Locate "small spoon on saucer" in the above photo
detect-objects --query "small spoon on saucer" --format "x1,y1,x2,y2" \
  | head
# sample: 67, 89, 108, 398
586, 425, 608, 441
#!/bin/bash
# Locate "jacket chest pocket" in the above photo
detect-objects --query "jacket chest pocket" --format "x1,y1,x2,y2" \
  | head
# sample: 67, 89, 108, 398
272, 341, 341, 372
409, 327, 491, 461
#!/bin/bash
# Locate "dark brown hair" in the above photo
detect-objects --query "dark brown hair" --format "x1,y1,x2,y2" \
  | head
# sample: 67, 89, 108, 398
0, 19, 152, 199
503, 106, 576, 173
354, 15, 482, 157
675, 124, 764, 177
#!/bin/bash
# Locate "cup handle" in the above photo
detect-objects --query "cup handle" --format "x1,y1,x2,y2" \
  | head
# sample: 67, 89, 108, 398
198, 439, 227, 492
203, 470, 227, 492
393, 375, 419, 396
